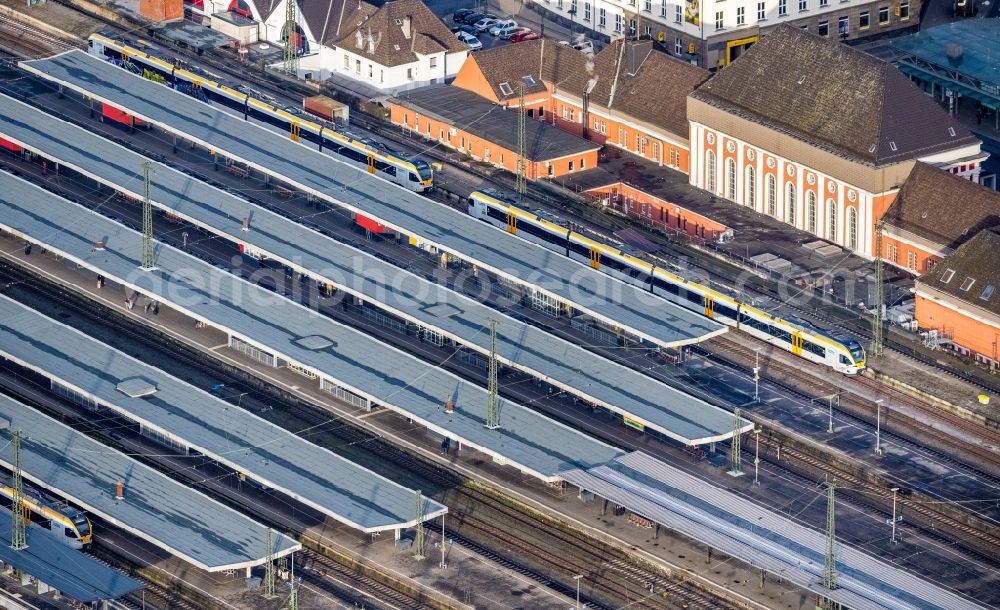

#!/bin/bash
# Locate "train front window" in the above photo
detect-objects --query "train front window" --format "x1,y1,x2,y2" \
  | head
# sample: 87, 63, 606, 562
74, 517, 90, 535
413, 160, 432, 181
848, 343, 865, 362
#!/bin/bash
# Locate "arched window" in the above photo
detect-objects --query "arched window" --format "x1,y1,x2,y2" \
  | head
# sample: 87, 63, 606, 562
847, 207, 858, 250
785, 183, 796, 226
725, 158, 736, 200
827, 199, 838, 241
706, 150, 717, 193
766, 175, 776, 216
806, 191, 817, 234
746, 166, 756, 209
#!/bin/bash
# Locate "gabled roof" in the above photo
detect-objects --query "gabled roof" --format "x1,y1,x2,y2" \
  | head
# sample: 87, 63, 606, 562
882, 163, 1000, 250
470, 39, 585, 101
333, 0, 464, 67
253, 0, 376, 44
559, 39, 709, 139
919, 227, 1000, 317
691, 25, 977, 165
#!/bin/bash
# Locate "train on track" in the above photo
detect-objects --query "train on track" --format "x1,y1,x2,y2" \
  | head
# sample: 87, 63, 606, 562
86, 34, 434, 192
1, 482, 92, 549
469, 190, 866, 374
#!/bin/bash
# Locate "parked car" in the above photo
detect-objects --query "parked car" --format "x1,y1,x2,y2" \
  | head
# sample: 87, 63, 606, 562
455, 30, 483, 50
489, 18, 517, 35
473, 17, 499, 32
450, 24, 477, 35
510, 29, 540, 42
499, 26, 530, 39
452, 8, 475, 22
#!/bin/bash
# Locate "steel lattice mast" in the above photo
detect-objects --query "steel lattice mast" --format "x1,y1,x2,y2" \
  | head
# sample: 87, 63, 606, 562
821, 480, 839, 610
515, 81, 527, 201
413, 490, 426, 560
871, 220, 885, 359
283, 0, 299, 76
486, 319, 500, 429
10, 430, 27, 551
141, 161, 154, 269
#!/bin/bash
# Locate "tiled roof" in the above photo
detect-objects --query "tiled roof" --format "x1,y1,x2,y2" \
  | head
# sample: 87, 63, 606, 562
393, 85, 600, 161
332, 0, 464, 67
471, 39, 585, 101
691, 25, 977, 165
559, 39, 709, 140
882, 163, 1000, 249
253, 0, 376, 44
919, 227, 1000, 317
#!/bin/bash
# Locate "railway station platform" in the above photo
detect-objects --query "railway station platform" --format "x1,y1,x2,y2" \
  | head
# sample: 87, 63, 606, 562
0, 92, 748, 446
0, 294, 447, 535
19, 50, 726, 352
0, 510, 141, 606
0, 393, 300, 573
0, 169, 624, 482
562, 452, 988, 610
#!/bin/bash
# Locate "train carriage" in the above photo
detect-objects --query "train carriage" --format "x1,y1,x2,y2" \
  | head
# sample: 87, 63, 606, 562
469, 191, 866, 374
87, 34, 433, 191
1, 484, 92, 549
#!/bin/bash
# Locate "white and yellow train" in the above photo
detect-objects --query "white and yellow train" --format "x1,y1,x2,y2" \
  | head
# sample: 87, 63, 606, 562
86, 34, 434, 191
1, 483, 92, 549
469, 190, 866, 374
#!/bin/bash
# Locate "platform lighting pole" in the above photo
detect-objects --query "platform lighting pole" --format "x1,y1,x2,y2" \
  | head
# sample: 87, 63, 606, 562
871, 220, 885, 359
573, 574, 583, 609
413, 490, 426, 560
753, 348, 761, 403
288, 553, 298, 610
821, 480, 839, 610
141, 161, 154, 270
10, 430, 27, 551
753, 428, 761, 486
486, 319, 501, 429
263, 528, 276, 598
515, 80, 527, 201
890, 487, 899, 544
439, 514, 447, 568
727, 408, 743, 477
874, 399, 884, 456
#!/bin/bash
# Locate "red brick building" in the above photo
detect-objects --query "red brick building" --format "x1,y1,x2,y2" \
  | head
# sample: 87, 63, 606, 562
881, 163, 1000, 275
915, 227, 1000, 366
389, 85, 599, 179
451, 39, 708, 174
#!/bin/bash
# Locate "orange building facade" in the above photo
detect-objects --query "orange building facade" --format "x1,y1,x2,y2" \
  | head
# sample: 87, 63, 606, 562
914, 294, 999, 363
388, 101, 599, 180
583, 181, 730, 242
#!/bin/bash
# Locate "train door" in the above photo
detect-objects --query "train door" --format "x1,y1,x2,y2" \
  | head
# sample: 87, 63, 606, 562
589, 247, 601, 269
366, 154, 377, 174
506, 211, 517, 234
791, 332, 804, 356
290, 122, 301, 142
704, 294, 715, 318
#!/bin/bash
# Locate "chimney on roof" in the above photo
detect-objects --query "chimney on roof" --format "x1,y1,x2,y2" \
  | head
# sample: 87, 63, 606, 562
946, 43, 963, 66
444, 398, 453, 413
625, 39, 653, 77
242, 217, 250, 232
402, 14, 412, 39
115, 480, 124, 502
355, 28, 364, 49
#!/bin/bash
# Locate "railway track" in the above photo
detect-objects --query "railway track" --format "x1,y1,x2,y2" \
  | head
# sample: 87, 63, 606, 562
0, 258, 748, 610
701, 335, 1000, 561
0, 15, 78, 58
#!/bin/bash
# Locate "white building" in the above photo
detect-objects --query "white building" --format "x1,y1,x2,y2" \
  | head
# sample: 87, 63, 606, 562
532, 0, 919, 68
194, 0, 467, 89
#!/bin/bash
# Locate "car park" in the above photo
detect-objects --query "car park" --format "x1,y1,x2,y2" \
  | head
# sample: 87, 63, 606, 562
510, 29, 540, 42
455, 30, 483, 50
489, 18, 517, 35
450, 24, 477, 35
474, 17, 498, 32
